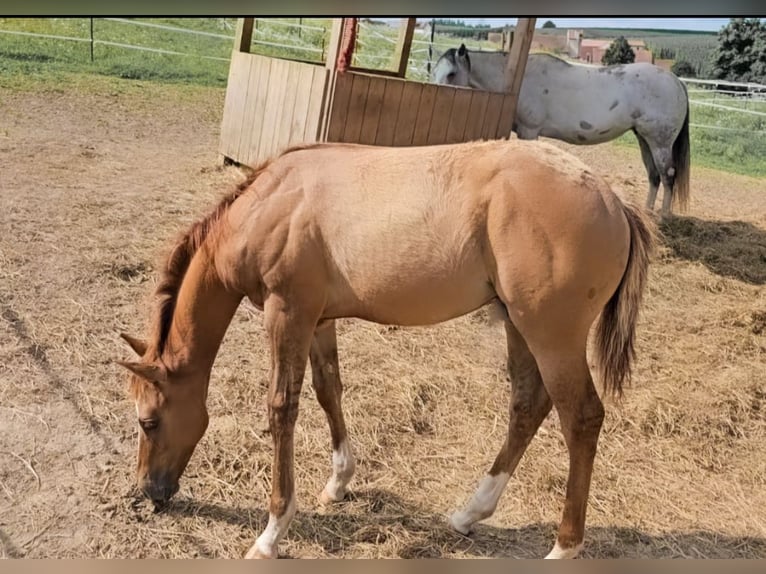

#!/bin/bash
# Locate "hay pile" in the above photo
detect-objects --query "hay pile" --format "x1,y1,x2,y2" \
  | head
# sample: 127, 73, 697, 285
0, 78, 763, 558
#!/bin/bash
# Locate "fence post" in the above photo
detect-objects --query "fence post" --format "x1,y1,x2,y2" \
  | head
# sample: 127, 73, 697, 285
233, 18, 254, 53
427, 18, 435, 74
90, 18, 94, 62
393, 18, 416, 78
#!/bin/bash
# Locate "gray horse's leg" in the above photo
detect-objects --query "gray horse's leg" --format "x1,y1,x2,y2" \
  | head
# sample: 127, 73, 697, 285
515, 124, 540, 141
634, 131, 661, 211
651, 146, 676, 216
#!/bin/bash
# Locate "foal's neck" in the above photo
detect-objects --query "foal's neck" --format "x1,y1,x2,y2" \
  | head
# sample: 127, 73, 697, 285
163, 247, 243, 376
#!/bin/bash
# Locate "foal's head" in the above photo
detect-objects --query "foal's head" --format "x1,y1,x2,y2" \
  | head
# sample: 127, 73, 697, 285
118, 334, 209, 507
431, 43, 471, 87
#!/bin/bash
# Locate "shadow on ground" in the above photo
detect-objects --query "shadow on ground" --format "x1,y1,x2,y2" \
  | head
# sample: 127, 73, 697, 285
660, 215, 766, 285
164, 487, 766, 559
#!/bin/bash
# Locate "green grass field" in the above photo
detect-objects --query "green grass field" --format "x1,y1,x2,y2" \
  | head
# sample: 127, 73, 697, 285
1, 17, 763, 178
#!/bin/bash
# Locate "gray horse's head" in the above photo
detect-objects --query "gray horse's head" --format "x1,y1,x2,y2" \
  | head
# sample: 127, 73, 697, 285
431, 43, 471, 87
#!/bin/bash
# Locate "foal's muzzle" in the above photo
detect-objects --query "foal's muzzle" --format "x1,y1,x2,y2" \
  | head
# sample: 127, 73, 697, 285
140, 477, 179, 510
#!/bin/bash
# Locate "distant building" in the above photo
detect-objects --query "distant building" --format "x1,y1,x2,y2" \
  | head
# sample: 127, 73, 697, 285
529, 32, 568, 54
567, 32, 654, 64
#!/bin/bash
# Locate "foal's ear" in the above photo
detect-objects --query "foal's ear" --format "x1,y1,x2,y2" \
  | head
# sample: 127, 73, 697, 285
120, 332, 148, 356
116, 360, 168, 383
458, 43, 467, 56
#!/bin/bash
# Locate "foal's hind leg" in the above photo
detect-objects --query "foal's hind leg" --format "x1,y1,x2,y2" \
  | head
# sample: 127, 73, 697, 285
310, 319, 356, 504
634, 131, 661, 211
450, 316, 552, 534
535, 348, 604, 559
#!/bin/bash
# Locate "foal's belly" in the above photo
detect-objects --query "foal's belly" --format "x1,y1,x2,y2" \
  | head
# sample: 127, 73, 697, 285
326, 256, 496, 326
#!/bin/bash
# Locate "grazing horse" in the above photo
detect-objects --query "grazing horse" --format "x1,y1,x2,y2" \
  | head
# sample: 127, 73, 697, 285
431, 46, 691, 215
117, 140, 655, 559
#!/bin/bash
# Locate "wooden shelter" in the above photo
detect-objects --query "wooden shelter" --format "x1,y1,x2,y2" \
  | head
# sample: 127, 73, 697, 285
219, 18, 536, 167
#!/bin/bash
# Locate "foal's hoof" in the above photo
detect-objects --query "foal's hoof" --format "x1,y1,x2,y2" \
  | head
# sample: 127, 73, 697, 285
448, 511, 473, 535
544, 541, 583, 559
318, 487, 347, 505
245, 544, 277, 559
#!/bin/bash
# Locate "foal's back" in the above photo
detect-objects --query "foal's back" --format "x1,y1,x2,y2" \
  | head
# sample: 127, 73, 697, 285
225, 140, 629, 327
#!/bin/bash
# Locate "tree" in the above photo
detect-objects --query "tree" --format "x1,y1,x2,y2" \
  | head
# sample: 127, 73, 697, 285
542, 20, 556, 29
711, 18, 766, 83
602, 36, 635, 66
672, 60, 697, 78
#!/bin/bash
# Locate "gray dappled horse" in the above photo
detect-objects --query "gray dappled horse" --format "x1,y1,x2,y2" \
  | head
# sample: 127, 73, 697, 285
432, 45, 690, 215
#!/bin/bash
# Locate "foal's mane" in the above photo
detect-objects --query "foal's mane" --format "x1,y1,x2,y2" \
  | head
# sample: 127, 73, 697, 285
149, 143, 324, 357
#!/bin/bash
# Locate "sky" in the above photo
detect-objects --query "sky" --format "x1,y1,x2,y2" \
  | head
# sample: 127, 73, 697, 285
417, 18, 733, 32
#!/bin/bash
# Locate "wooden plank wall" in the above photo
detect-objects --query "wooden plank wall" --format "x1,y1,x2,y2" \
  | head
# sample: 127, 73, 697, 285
219, 52, 329, 167
326, 71, 516, 147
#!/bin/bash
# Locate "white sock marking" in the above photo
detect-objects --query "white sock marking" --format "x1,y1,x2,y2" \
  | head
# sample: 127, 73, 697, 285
246, 496, 296, 559
449, 472, 510, 534
545, 540, 583, 559
322, 439, 355, 502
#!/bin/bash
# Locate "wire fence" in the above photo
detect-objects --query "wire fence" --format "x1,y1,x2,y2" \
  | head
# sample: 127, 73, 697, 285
1, 17, 764, 176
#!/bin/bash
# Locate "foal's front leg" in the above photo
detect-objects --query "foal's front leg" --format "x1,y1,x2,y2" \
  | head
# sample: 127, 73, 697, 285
246, 297, 317, 559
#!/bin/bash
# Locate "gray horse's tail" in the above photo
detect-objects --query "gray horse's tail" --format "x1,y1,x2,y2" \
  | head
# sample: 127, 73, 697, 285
672, 84, 691, 212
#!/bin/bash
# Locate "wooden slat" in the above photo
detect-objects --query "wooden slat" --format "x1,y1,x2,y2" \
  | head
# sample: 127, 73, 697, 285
342, 74, 371, 143
276, 60, 301, 153
393, 18, 416, 77
239, 55, 269, 165
319, 19, 347, 141
463, 90, 490, 142
257, 58, 287, 161
375, 79, 404, 146
427, 86, 456, 145
411, 83, 437, 146
481, 92, 505, 140
289, 63, 316, 145
445, 88, 473, 143
500, 17, 536, 137
503, 18, 535, 91
497, 94, 517, 139
325, 18, 345, 71
219, 51, 251, 161
326, 72, 353, 142
233, 18, 254, 53
359, 76, 387, 145
237, 57, 258, 163
393, 82, 422, 146
306, 66, 329, 142
244, 56, 272, 166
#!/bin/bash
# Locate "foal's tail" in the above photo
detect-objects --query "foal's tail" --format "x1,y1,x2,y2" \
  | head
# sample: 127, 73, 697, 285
672, 83, 691, 212
595, 202, 656, 398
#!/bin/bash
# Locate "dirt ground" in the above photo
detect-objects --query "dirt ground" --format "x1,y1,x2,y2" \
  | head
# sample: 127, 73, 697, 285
0, 76, 764, 559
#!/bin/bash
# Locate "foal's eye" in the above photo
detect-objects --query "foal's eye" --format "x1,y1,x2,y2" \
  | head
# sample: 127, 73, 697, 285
139, 418, 159, 432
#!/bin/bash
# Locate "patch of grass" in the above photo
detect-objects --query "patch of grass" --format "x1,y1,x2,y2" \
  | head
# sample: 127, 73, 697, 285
0, 18, 234, 87
612, 98, 766, 179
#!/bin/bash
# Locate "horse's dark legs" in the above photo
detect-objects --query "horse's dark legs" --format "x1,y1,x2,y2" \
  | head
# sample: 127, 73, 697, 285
515, 124, 541, 141
636, 129, 678, 215
309, 319, 355, 504
634, 131, 661, 211
449, 316, 552, 534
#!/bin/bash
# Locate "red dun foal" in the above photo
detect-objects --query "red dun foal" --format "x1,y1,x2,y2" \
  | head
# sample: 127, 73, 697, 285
118, 140, 654, 559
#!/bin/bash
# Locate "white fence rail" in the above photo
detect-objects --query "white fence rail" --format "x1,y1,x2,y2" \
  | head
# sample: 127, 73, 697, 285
681, 77, 766, 91
0, 18, 330, 64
